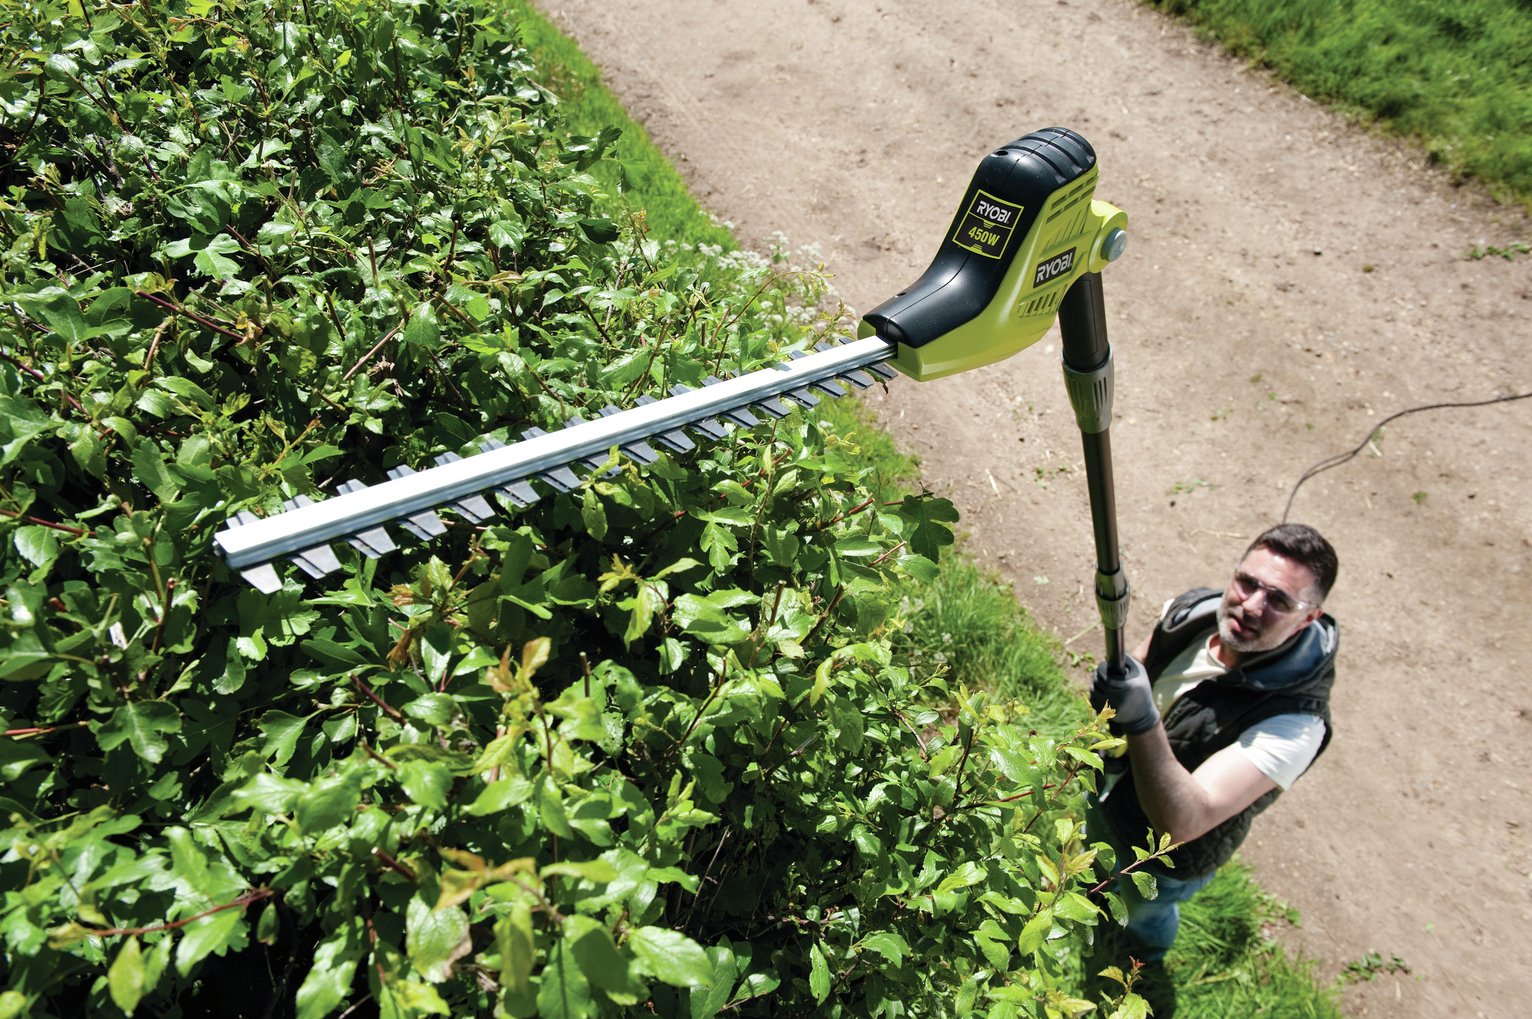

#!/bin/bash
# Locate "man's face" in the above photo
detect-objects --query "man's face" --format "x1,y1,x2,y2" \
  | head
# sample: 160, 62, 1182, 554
1216, 546, 1323, 655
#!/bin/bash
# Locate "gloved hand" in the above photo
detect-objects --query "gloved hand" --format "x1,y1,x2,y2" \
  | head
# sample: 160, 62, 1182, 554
1089, 656, 1160, 735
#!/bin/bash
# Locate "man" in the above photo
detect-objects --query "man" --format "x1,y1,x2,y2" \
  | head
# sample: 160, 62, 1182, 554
1088, 523, 1340, 969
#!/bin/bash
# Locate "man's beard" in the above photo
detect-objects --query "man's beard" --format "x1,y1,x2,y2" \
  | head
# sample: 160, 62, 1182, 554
1216, 598, 1288, 655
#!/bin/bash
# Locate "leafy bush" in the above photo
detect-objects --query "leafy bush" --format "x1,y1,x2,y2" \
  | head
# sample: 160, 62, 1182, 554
1, 2, 1127, 1016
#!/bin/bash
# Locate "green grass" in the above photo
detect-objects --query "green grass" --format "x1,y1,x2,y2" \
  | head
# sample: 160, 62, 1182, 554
510, 0, 737, 248
508, 4, 1343, 1014
1171, 862, 1343, 1017
1149, 0, 1532, 208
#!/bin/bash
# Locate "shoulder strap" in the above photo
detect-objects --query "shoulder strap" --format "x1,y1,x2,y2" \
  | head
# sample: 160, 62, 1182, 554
1142, 587, 1221, 680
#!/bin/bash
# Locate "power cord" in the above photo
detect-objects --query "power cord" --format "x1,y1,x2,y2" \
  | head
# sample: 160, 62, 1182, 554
1282, 390, 1532, 522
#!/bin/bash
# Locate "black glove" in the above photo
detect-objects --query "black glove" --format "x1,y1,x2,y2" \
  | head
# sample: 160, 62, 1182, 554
1089, 657, 1160, 736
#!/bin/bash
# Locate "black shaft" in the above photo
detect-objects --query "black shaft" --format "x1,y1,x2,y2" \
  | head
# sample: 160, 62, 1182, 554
1058, 271, 1112, 370
1058, 272, 1129, 677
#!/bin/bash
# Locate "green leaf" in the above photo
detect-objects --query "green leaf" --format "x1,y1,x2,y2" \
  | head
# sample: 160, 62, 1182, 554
538, 938, 595, 1019
565, 915, 640, 1003
671, 594, 750, 646
97, 702, 182, 765
16, 287, 86, 344
132, 441, 179, 501
193, 233, 243, 280
406, 897, 471, 983
496, 902, 536, 999
13, 526, 60, 572
540, 859, 618, 883
935, 860, 986, 894
808, 940, 831, 1003
397, 759, 452, 810
175, 905, 244, 975
581, 486, 608, 540
295, 926, 361, 1019
856, 930, 908, 967
295, 773, 360, 834
628, 927, 713, 989
108, 936, 145, 1014
404, 301, 441, 349
257, 711, 308, 767
899, 494, 959, 559
1018, 908, 1054, 956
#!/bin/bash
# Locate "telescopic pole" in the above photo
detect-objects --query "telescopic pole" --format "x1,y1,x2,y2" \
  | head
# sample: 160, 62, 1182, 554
1057, 271, 1131, 679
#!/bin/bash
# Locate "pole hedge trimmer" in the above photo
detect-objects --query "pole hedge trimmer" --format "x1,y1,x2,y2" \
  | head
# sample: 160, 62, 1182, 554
216, 127, 1136, 678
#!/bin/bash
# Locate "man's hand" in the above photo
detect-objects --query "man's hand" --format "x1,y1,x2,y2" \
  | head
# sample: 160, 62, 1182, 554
1089, 657, 1159, 735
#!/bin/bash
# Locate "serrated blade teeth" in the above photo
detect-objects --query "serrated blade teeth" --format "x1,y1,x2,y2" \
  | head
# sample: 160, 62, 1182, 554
336, 480, 398, 557
691, 417, 728, 441
812, 378, 847, 398
400, 513, 448, 540
383, 467, 449, 538
622, 440, 659, 464
638, 398, 698, 448
653, 429, 696, 453
669, 384, 692, 397
539, 465, 581, 491
347, 527, 397, 557
500, 480, 540, 507
787, 387, 821, 407
292, 542, 342, 578
722, 406, 760, 428
753, 397, 792, 419
838, 369, 876, 389
242, 562, 283, 593
866, 361, 896, 380
431, 452, 496, 521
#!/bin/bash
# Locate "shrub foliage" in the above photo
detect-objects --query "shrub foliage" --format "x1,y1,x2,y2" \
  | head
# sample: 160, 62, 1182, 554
1, 2, 1125, 1015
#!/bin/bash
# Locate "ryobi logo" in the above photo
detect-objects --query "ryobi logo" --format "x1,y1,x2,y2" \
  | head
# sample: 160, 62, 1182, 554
974, 198, 1015, 226
1033, 248, 1076, 287
952, 189, 1024, 260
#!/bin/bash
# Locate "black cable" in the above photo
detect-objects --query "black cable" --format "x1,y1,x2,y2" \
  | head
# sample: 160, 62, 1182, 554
1282, 390, 1532, 523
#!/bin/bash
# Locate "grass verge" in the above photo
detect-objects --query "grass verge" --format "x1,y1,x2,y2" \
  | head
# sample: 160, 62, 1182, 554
1147, 0, 1532, 211
512, 2, 1345, 1013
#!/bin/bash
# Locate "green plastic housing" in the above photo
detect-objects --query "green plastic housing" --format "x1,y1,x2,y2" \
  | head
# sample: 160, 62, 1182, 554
859, 128, 1127, 381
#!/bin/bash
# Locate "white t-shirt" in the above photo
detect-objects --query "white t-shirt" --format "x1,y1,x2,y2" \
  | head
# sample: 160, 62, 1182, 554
1153, 634, 1325, 791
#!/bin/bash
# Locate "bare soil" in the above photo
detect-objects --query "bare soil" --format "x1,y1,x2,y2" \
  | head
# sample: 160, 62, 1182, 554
537, 1, 1532, 1014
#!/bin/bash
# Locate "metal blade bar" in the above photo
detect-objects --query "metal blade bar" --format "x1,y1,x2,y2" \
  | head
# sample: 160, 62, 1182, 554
215, 337, 897, 572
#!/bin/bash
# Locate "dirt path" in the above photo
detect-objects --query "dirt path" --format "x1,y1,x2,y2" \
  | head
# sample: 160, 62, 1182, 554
536, 2, 1532, 1014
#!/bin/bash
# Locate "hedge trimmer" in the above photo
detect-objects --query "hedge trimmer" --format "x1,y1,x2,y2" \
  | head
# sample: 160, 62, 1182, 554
216, 126, 1137, 676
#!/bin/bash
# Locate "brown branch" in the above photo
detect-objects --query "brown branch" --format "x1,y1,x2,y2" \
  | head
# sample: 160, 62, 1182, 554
352, 675, 405, 723
0, 508, 86, 537
89, 888, 274, 938
5, 721, 89, 739
0, 349, 93, 421
134, 290, 246, 342
817, 495, 877, 531
341, 316, 408, 383
372, 847, 418, 882
891, 707, 931, 763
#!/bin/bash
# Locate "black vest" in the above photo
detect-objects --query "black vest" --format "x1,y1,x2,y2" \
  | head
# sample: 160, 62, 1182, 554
1100, 588, 1338, 876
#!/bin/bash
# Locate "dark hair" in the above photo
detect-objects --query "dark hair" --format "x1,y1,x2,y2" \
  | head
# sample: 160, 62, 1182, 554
1246, 523, 1338, 603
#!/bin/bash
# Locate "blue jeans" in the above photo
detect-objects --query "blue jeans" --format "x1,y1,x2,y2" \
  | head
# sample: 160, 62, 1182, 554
1085, 797, 1216, 962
